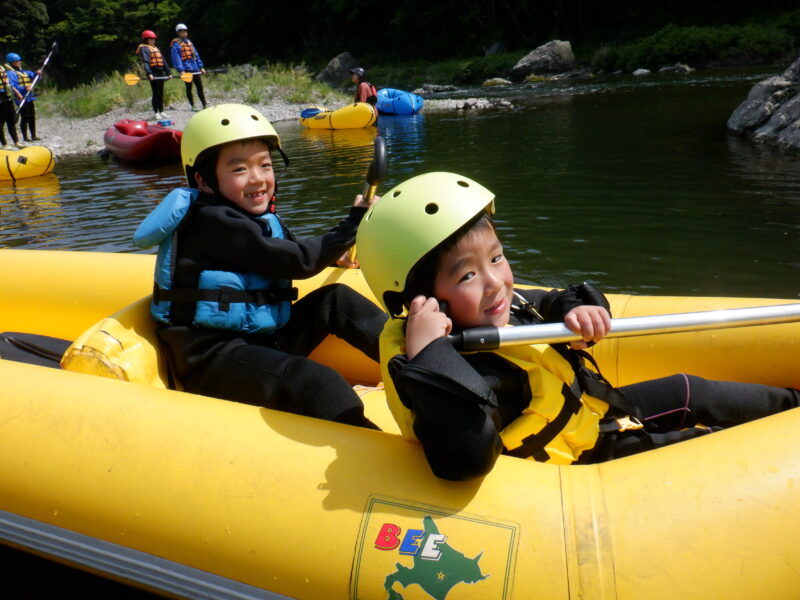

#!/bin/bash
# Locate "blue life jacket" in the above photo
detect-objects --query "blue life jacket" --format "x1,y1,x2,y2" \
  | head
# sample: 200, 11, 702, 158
133, 187, 296, 334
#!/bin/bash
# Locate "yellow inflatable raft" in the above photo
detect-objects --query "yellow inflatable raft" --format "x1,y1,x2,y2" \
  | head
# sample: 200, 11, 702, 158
299, 102, 378, 129
0, 145, 55, 181
2, 248, 800, 600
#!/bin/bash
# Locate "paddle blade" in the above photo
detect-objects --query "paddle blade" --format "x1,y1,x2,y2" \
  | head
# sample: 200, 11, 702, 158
300, 106, 323, 119
180, 72, 193, 82
123, 73, 141, 86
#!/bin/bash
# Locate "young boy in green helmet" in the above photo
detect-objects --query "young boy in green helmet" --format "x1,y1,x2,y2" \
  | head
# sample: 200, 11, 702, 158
134, 104, 386, 429
355, 171, 800, 480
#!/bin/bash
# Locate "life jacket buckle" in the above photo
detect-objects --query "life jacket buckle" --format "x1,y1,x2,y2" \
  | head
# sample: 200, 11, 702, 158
615, 415, 644, 432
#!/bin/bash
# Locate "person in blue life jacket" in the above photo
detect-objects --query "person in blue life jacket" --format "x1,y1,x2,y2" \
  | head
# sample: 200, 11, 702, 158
170, 23, 207, 111
0, 64, 20, 148
136, 30, 172, 120
355, 172, 800, 480
133, 104, 387, 429
5, 53, 41, 143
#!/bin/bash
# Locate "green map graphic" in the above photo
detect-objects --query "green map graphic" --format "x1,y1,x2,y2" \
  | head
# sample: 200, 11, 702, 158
383, 516, 488, 600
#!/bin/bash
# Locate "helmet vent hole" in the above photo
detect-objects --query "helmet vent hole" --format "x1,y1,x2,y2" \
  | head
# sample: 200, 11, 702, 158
392, 190, 402, 198
425, 203, 438, 215
221, 119, 230, 126
457, 180, 469, 188
251, 114, 259, 121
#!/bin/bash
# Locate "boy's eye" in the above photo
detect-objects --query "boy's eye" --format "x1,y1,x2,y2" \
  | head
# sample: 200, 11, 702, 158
491, 254, 503, 264
459, 271, 475, 283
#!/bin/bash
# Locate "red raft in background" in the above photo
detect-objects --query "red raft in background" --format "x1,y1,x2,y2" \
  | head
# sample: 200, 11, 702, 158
103, 119, 182, 163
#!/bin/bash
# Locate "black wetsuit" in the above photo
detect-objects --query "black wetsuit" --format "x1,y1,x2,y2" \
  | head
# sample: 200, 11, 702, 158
156, 191, 387, 429
388, 287, 800, 480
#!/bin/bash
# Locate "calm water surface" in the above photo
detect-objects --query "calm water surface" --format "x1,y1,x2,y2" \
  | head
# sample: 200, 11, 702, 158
2, 67, 799, 302
2, 66, 800, 594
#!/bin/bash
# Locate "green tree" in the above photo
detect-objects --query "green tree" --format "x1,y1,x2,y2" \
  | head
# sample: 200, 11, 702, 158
0, 0, 49, 62
48, 0, 180, 85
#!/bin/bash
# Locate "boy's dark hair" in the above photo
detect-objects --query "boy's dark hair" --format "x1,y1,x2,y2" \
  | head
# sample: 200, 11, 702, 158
399, 211, 496, 310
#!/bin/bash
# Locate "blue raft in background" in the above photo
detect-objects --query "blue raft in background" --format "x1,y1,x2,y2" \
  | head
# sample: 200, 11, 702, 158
376, 88, 424, 115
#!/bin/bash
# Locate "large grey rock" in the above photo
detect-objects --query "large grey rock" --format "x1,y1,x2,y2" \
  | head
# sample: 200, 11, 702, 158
315, 52, 358, 87
509, 40, 575, 82
727, 56, 800, 152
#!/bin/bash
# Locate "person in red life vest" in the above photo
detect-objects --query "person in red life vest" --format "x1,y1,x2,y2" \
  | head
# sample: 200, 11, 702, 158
0, 64, 20, 148
350, 67, 378, 107
136, 30, 172, 120
5, 53, 41, 143
170, 23, 207, 111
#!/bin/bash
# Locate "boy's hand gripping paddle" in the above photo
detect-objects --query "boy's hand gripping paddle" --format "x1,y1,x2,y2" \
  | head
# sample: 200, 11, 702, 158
347, 135, 387, 265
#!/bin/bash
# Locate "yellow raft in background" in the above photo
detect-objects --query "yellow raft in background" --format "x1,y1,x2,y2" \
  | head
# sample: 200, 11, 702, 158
0, 145, 55, 181
299, 102, 378, 129
2, 248, 800, 599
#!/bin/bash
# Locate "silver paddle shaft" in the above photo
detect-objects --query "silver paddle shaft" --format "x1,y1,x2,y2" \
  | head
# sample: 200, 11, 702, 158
453, 303, 800, 351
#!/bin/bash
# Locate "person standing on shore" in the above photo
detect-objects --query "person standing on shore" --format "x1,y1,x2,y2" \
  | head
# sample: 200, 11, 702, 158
0, 65, 20, 149
5, 53, 41, 143
170, 23, 207, 111
136, 30, 172, 120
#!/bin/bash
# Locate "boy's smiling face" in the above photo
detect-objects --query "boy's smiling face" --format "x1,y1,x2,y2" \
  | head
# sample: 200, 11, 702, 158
432, 224, 514, 329
208, 139, 275, 215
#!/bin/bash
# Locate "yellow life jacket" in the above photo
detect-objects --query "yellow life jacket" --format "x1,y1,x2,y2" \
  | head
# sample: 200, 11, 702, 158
137, 44, 165, 68
379, 318, 610, 465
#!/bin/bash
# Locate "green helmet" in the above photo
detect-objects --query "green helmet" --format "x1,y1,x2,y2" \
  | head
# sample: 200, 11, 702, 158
180, 104, 282, 186
356, 172, 495, 315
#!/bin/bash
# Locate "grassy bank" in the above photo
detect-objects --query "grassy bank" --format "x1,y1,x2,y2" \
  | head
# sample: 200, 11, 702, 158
38, 63, 350, 119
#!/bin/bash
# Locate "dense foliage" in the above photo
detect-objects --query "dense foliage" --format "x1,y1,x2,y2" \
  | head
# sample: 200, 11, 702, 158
8, 1, 800, 87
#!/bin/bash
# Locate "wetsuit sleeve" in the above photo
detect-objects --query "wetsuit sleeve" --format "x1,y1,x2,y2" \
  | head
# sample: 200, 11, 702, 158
189, 204, 367, 280
139, 47, 153, 75
518, 284, 611, 322
388, 337, 504, 480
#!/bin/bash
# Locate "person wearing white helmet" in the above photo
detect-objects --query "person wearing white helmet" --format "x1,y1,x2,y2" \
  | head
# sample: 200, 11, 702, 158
134, 104, 386, 430
170, 23, 207, 111
356, 172, 800, 480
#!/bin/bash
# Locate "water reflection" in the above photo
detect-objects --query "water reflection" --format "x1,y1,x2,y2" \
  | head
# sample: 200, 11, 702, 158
0, 172, 62, 248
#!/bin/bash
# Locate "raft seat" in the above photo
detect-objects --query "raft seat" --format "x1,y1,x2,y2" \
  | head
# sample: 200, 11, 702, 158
59, 294, 400, 432
61, 296, 172, 389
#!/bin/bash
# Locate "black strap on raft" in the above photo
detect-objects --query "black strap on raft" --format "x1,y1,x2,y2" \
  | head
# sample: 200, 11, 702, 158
0, 332, 71, 368
154, 283, 298, 311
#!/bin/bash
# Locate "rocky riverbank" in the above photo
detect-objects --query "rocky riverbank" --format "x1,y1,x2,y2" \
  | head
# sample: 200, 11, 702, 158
37, 96, 498, 160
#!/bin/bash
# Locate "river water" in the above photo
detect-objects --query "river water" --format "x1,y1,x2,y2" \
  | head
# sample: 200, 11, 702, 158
2, 66, 799, 595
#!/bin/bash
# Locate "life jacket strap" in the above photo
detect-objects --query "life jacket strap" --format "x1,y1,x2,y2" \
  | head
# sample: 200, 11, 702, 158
505, 379, 583, 461
154, 283, 298, 310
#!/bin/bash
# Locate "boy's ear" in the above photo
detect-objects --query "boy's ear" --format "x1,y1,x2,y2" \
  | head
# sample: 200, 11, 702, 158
194, 171, 214, 194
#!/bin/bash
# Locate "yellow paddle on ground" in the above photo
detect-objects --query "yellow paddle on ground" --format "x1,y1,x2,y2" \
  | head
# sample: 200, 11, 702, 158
123, 72, 193, 85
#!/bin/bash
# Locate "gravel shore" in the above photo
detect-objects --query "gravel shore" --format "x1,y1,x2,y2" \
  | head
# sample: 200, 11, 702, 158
37, 96, 488, 160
